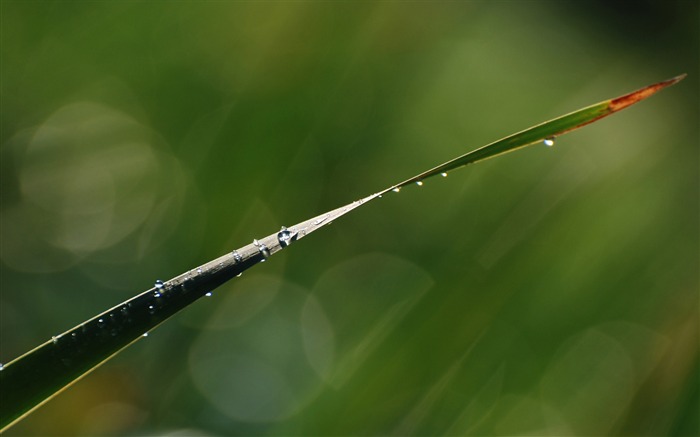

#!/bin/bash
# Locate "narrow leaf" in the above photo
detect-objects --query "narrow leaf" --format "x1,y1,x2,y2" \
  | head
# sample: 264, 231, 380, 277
0, 74, 685, 431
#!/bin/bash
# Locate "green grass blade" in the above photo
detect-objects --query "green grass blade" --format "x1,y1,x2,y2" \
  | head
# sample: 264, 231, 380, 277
387, 74, 687, 190
0, 74, 685, 432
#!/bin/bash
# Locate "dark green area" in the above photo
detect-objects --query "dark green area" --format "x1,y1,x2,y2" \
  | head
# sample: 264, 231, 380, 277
1, 1, 697, 436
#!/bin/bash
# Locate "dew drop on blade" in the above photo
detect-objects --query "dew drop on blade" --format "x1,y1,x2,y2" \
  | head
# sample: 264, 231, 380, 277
416, 180, 423, 186
153, 290, 161, 298
256, 241, 271, 258
392, 187, 401, 193
544, 137, 555, 147
205, 292, 212, 297
0, 363, 4, 371
142, 332, 149, 337
154, 279, 164, 289
232, 250, 242, 263
441, 172, 448, 177
52, 336, 58, 344
277, 226, 293, 248
148, 305, 155, 314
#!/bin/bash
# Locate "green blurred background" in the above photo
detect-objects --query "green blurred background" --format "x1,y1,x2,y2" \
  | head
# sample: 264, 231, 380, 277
1, 1, 698, 435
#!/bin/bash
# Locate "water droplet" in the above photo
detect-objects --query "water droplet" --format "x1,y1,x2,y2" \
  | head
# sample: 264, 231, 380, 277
155, 279, 164, 289
205, 292, 213, 297
71, 332, 78, 339
392, 187, 401, 193
544, 137, 555, 147
142, 332, 149, 337
52, 336, 58, 344
197, 268, 202, 274
232, 250, 242, 263
148, 305, 156, 314
0, 363, 4, 371
97, 318, 105, 328
121, 306, 129, 316
237, 273, 243, 277
441, 172, 448, 177
416, 180, 423, 186
277, 226, 293, 248
153, 290, 161, 298
256, 241, 270, 258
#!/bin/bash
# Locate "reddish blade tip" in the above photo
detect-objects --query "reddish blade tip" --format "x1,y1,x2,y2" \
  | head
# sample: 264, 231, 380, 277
610, 74, 687, 112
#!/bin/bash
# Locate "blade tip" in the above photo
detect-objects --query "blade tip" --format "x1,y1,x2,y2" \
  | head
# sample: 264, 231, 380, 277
609, 73, 686, 112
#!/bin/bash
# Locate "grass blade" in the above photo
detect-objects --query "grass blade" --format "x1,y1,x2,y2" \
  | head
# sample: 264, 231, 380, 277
0, 74, 685, 432
387, 74, 687, 190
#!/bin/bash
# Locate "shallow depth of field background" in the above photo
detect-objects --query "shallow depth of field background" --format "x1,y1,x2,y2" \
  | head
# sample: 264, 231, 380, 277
1, 1, 698, 436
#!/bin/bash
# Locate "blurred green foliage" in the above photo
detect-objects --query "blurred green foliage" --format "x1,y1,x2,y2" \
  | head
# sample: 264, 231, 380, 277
1, 1, 697, 436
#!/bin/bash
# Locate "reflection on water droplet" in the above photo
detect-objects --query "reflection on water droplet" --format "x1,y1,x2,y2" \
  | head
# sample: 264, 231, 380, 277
233, 250, 242, 263
441, 172, 448, 177
416, 180, 423, 186
142, 332, 149, 337
0, 363, 4, 371
155, 279, 164, 289
544, 137, 555, 147
277, 227, 293, 248
205, 292, 213, 297
392, 187, 401, 193
148, 305, 155, 314
121, 306, 129, 316
237, 273, 243, 277
197, 268, 203, 274
153, 291, 161, 298
97, 318, 105, 327
52, 336, 58, 344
